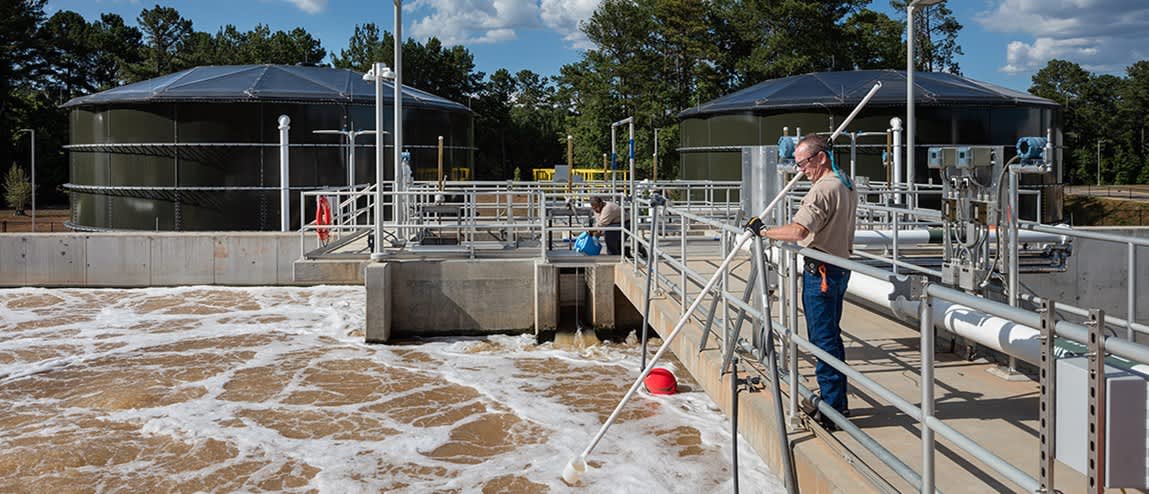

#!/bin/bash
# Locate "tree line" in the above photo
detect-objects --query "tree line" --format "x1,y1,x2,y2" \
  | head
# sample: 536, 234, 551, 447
7, 0, 1035, 209
1029, 59, 1149, 185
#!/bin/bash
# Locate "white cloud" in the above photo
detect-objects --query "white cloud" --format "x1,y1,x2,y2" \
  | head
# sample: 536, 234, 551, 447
407, 0, 600, 48
977, 0, 1149, 74
539, 0, 600, 49
285, 0, 327, 14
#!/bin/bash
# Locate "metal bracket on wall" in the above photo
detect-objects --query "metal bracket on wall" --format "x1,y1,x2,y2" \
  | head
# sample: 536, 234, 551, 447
1086, 308, 1107, 494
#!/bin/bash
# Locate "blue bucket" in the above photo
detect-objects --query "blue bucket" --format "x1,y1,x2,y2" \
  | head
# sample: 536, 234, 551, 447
574, 232, 601, 256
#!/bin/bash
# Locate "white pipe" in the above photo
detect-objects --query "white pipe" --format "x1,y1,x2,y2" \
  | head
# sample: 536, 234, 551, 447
847, 274, 1149, 376
749, 228, 1064, 253
891, 118, 903, 205
278, 115, 291, 232
852, 228, 1065, 248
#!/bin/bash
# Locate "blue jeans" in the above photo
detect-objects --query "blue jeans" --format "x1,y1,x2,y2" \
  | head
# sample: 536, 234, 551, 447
802, 263, 851, 413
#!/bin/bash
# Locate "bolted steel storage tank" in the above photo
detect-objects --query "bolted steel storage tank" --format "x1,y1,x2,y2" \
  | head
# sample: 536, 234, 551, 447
678, 70, 1063, 221
63, 64, 475, 231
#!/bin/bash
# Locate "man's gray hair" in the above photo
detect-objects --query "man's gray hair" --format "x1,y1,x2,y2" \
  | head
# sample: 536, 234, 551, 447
590, 196, 606, 207
798, 133, 832, 157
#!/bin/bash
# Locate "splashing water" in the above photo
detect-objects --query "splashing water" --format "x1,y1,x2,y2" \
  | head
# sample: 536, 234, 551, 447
0, 286, 782, 493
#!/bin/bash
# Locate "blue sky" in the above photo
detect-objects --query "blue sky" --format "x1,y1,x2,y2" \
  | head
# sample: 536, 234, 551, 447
47, 0, 1149, 93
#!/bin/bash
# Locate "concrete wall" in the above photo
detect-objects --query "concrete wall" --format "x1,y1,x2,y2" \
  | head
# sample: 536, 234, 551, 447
0, 232, 324, 287
387, 259, 540, 336
1021, 227, 1149, 320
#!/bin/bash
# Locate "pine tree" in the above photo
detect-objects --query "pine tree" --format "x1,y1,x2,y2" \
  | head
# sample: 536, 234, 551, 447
4, 164, 32, 213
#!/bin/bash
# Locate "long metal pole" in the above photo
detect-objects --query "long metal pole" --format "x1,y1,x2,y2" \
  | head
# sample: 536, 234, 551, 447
906, 4, 917, 209
569, 173, 805, 477
564, 82, 881, 482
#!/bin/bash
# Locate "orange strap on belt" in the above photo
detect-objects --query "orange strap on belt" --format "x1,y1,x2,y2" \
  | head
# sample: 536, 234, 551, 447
819, 264, 828, 293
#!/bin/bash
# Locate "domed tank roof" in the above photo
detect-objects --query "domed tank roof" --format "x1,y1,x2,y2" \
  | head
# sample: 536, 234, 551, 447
62, 64, 471, 112
679, 70, 1058, 118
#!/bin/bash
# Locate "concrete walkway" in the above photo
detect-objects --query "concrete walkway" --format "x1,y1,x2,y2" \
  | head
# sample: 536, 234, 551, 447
615, 247, 1104, 493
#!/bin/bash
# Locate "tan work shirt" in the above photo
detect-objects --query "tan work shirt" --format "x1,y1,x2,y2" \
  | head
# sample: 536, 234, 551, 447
594, 201, 622, 227
791, 173, 857, 260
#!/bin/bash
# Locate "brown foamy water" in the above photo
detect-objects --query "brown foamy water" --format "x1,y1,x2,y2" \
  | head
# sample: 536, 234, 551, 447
0, 286, 780, 493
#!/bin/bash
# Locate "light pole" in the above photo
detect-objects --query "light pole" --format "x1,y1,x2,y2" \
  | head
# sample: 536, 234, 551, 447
1097, 138, 1104, 186
906, 0, 944, 210
360, 1, 404, 260
17, 129, 35, 232
364, 62, 396, 259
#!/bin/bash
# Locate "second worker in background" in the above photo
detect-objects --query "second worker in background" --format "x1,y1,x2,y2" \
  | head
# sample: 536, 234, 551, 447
590, 196, 622, 255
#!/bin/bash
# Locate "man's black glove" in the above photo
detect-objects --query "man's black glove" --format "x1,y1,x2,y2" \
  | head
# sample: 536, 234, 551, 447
744, 216, 765, 237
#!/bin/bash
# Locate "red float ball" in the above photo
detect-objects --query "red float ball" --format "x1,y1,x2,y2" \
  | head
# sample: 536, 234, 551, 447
644, 367, 678, 395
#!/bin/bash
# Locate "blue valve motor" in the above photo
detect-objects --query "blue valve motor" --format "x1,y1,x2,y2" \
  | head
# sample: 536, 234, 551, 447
1016, 137, 1047, 160
777, 136, 798, 161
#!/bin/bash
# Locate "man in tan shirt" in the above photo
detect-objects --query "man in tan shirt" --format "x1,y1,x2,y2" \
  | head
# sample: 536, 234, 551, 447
750, 134, 857, 427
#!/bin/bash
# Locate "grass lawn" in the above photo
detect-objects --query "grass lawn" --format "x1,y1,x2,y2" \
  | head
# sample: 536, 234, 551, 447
1064, 195, 1149, 226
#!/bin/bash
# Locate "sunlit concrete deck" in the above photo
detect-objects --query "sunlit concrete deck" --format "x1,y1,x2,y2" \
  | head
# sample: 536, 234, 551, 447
614, 244, 1104, 494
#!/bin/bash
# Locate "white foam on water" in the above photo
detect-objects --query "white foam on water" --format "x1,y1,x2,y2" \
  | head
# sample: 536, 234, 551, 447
0, 286, 783, 493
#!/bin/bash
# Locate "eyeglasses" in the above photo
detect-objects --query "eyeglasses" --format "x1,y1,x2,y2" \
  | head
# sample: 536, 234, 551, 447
794, 150, 824, 169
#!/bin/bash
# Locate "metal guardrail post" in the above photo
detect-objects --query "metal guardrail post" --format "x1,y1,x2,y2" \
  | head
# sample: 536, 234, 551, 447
1039, 298, 1057, 493
1087, 309, 1107, 494
919, 285, 935, 494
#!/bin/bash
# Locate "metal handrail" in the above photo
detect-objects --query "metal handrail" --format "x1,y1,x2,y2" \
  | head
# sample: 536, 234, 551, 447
624, 191, 1149, 493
